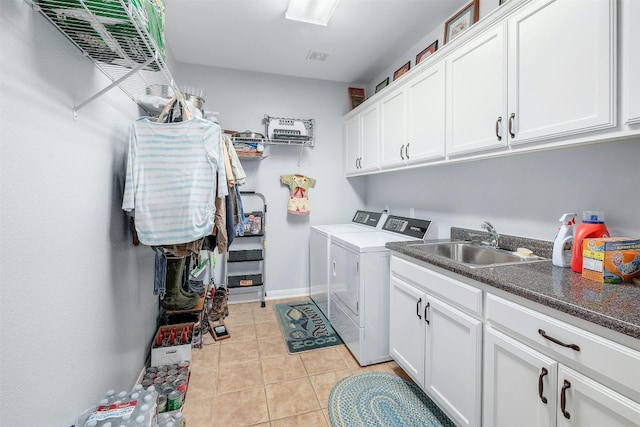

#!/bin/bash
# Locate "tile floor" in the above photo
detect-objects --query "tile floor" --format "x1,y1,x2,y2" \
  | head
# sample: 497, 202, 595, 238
181, 297, 411, 426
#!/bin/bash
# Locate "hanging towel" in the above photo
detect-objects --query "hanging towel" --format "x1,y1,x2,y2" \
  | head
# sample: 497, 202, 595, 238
122, 118, 228, 245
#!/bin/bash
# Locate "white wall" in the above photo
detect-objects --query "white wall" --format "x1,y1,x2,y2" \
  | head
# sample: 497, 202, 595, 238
366, 0, 498, 97
173, 63, 367, 297
0, 2, 158, 425
365, 140, 640, 241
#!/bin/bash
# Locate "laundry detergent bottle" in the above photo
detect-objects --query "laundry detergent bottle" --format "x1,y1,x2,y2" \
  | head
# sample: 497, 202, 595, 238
553, 213, 576, 267
571, 211, 609, 273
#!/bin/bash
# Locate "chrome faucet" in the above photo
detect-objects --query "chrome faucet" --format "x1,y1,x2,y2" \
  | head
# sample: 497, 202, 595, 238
481, 221, 500, 248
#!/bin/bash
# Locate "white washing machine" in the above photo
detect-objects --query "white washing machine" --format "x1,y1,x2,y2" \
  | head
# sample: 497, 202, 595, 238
329, 215, 437, 366
310, 210, 387, 319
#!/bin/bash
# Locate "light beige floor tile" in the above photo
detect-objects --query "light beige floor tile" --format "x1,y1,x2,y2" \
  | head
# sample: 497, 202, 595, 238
181, 396, 214, 426
261, 354, 307, 384
323, 408, 331, 426
217, 359, 264, 393
300, 347, 347, 375
335, 345, 361, 370
224, 310, 255, 327
253, 307, 278, 324
265, 377, 320, 421
213, 386, 269, 427
270, 409, 327, 427
256, 320, 282, 339
309, 368, 352, 408
191, 343, 220, 371
219, 339, 259, 365
186, 368, 218, 400
225, 323, 257, 341
258, 337, 289, 358
228, 302, 257, 314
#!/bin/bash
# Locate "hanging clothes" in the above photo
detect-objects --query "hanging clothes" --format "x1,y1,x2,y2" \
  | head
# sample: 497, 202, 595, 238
122, 117, 228, 245
224, 135, 246, 186
280, 174, 316, 215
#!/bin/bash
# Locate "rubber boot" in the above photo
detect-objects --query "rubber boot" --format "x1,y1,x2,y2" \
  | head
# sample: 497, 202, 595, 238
161, 256, 200, 310
179, 256, 200, 299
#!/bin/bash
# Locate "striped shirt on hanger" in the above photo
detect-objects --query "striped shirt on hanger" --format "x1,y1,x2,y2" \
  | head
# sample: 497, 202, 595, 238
122, 117, 228, 245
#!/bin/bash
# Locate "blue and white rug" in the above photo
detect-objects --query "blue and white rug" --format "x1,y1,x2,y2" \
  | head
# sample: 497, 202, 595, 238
328, 372, 455, 427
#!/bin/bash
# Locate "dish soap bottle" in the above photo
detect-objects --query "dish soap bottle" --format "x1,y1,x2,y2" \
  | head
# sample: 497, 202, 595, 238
553, 213, 576, 267
571, 211, 609, 273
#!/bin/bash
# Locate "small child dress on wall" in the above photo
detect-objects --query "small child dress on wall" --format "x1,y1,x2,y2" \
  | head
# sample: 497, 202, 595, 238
280, 174, 316, 215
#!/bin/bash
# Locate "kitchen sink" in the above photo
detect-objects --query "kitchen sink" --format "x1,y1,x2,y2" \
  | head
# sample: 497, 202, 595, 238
406, 241, 549, 269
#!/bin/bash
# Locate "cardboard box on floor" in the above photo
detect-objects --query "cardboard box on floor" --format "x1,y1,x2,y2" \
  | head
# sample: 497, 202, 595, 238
151, 322, 194, 366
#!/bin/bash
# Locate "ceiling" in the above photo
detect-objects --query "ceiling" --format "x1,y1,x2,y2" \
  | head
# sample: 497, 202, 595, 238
163, 0, 468, 83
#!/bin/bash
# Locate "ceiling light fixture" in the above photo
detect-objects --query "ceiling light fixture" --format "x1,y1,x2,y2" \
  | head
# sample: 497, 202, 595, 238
285, 0, 341, 26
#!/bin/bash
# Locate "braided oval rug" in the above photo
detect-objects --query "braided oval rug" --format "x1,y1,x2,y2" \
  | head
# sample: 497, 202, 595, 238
328, 372, 456, 427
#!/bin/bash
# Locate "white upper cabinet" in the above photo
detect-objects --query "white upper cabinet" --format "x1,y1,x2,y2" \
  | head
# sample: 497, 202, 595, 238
344, 103, 380, 176
380, 85, 408, 168
507, 0, 616, 145
406, 61, 447, 164
623, 0, 640, 125
446, 25, 508, 156
344, 114, 361, 175
381, 61, 447, 169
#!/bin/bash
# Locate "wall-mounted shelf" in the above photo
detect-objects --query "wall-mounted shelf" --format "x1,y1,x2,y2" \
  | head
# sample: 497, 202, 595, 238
30, 0, 178, 116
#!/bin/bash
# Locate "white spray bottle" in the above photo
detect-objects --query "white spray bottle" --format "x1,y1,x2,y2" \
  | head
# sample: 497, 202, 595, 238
552, 213, 577, 267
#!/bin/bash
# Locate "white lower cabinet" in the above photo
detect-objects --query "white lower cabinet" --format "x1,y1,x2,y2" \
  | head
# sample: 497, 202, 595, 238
556, 365, 640, 427
485, 294, 640, 427
390, 254, 640, 427
390, 257, 482, 427
484, 326, 558, 427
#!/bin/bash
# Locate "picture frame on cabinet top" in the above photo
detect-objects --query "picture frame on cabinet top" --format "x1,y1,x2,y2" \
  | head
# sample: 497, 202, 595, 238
444, 0, 480, 44
416, 40, 439, 65
393, 61, 411, 81
375, 77, 390, 93
348, 87, 366, 110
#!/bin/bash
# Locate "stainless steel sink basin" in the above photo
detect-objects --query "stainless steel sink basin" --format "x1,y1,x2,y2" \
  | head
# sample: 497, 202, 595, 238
406, 241, 549, 269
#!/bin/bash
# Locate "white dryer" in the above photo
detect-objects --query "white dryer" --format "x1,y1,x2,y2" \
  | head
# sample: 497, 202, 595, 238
310, 210, 387, 318
329, 215, 437, 366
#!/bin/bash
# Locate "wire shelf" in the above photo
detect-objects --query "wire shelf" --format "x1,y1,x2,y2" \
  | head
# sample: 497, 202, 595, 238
31, 0, 178, 115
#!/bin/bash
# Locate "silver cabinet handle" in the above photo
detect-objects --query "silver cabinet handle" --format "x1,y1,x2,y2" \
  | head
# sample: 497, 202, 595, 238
400, 144, 405, 160
496, 117, 502, 141
508, 113, 516, 138
405, 143, 410, 159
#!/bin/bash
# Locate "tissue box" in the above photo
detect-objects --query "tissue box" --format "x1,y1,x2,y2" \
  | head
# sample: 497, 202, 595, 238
582, 238, 640, 283
151, 323, 194, 367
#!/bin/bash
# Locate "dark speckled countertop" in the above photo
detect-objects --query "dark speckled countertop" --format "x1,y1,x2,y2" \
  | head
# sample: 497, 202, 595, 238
385, 227, 640, 340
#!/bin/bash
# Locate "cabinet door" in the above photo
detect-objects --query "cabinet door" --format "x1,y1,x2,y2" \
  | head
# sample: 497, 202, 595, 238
557, 365, 640, 427
446, 25, 508, 156
507, 0, 615, 145
344, 114, 361, 175
380, 86, 407, 169
389, 275, 426, 388
484, 327, 557, 427
406, 61, 446, 164
424, 295, 483, 427
623, 0, 640, 125
359, 103, 380, 173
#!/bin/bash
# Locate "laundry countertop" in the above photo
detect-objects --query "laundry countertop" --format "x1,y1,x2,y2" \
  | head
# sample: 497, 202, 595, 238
385, 229, 640, 341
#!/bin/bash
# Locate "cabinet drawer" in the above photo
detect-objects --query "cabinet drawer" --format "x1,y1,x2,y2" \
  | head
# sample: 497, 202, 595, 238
390, 256, 482, 316
486, 293, 640, 399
